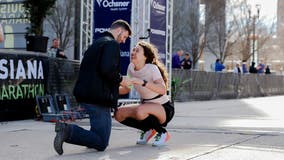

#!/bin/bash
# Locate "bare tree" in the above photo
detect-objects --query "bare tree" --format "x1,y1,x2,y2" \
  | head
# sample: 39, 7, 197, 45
205, 0, 227, 62
173, 0, 196, 53
206, 0, 276, 63
173, 0, 206, 69
255, 19, 276, 56
46, 0, 75, 50
172, 0, 275, 69
224, 0, 275, 62
173, 0, 227, 69
188, 0, 202, 69
229, 0, 253, 61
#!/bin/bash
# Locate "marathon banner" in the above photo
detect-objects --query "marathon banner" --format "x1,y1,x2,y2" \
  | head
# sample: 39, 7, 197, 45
0, 52, 49, 121
150, 0, 167, 64
0, 54, 47, 101
93, 0, 132, 75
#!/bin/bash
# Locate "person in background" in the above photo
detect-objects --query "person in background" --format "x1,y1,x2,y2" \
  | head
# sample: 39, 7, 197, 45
0, 23, 4, 43
49, 38, 67, 59
265, 65, 271, 74
242, 60, 248, 74
172, 49, 184, 69
181, 53, 192, 70
256, 60, 265, 74
249, 62, 257, 73
115, 41, 174, 147
233, 63, 242, 74
53, 19, 132, 155
215, 58, 225, 72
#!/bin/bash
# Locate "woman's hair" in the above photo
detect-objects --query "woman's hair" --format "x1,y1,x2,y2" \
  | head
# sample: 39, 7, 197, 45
137, 41, 168, 88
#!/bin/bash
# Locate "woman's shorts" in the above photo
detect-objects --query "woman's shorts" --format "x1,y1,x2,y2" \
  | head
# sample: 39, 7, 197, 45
161, 101, 175, 127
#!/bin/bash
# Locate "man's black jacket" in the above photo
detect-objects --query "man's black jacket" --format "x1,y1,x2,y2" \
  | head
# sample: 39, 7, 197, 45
73, 32, 122, 107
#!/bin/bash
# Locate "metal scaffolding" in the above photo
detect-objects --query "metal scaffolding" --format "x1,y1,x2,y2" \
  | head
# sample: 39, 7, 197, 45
79, 0, 93, 60
167, 0, 174, 98
130, 0, 150, 49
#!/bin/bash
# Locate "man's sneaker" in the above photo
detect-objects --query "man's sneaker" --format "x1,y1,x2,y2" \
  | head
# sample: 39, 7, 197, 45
152, 132, 171, 147
136, 129, 157, 145
53, 122, 70, 155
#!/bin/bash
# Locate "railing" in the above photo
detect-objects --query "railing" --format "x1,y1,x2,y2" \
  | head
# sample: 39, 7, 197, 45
172, 69, 284, 101
46, 58, 80, 95
47, 64, 284, 102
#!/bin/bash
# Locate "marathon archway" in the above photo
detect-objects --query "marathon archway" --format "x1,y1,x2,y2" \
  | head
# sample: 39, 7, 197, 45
92, 0, 172, 98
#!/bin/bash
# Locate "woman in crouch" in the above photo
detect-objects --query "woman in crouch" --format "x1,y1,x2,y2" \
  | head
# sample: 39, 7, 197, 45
115, 41, 174, 147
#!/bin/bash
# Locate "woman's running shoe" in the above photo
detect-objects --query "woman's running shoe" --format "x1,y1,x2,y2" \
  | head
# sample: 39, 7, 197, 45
152, 132, 171, 147
136, 129, 157, 145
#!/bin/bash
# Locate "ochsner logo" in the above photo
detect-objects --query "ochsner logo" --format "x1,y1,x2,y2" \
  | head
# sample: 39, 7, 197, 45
96, 0, 130, 8
96, 0, 103, 7
151, 0, 165, 12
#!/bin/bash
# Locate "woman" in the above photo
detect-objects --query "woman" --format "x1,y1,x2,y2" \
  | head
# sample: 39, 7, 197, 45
115, 41, 174, 147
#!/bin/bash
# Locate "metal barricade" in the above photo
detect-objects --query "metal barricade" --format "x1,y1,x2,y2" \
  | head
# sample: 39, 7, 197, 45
172, 69, 284, 101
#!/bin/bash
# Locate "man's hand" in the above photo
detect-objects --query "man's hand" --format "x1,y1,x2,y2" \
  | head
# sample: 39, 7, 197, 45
120, 76, 132, 86
130, 77, 144, 85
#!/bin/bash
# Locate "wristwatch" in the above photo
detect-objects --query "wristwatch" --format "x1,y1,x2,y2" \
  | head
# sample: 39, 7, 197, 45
142, 80, 148, 87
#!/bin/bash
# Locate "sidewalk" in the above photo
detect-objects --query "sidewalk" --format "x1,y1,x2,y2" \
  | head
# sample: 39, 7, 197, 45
1, 96, 284, 160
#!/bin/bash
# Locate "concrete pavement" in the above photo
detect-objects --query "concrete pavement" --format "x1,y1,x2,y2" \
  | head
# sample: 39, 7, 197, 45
1, 95, 284, 160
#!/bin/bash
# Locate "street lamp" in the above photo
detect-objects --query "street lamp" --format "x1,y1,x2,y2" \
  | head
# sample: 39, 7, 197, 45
249, 4, 261, 63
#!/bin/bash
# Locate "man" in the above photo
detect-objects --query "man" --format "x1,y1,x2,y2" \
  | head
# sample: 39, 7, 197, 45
49, 38, 67, 59
172, 49, 184, 69
249, 62, 257, 74
215, 58, 225, 72
181, 53, 192, 70
53, 19, 132, 155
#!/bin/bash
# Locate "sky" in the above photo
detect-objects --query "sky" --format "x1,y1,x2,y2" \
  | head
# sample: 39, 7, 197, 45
247, 0, 277, 20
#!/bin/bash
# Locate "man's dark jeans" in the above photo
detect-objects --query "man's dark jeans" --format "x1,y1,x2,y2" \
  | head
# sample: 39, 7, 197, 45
66, 103, 111, 151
